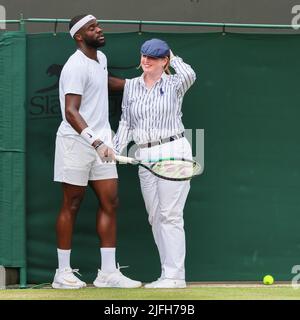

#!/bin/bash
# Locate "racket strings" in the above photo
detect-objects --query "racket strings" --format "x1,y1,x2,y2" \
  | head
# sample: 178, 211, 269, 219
152, 160, 200, 179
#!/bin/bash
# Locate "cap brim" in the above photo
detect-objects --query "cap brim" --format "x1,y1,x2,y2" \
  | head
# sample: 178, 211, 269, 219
141, 53, 166, 58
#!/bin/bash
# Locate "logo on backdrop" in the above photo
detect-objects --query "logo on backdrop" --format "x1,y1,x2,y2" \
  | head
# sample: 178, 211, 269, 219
29, 64, 62, 119
0, 5, 6, 30
291, 5, 300, 29
29, 63, 134, 120
36, 64, 62, 94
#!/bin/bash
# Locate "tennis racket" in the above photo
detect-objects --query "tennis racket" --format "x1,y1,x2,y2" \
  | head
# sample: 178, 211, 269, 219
115, 155, 202, 181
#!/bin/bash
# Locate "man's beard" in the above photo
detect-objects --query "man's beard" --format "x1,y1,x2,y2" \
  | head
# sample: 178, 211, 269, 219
84, 37, 105, 49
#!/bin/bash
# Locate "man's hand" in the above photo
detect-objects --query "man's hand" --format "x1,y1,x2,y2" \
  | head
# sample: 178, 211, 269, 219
94, 142, 115, 162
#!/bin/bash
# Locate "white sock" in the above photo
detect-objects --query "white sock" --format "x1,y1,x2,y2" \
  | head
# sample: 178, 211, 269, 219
100, 248, 117, 273
57, 248, 71, 270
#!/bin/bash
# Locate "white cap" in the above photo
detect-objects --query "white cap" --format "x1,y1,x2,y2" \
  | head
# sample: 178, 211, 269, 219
70, 14, 96, 38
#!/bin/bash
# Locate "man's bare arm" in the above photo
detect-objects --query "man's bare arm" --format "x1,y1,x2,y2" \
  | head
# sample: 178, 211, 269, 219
65, 94, 113, 159
65, 94, 89, 133
108, 76, 125, 91
65, 94, 98, 146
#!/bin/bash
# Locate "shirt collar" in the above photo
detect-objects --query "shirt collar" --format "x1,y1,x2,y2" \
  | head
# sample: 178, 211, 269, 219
139, 72, 168, 87
77, 49, 101, 63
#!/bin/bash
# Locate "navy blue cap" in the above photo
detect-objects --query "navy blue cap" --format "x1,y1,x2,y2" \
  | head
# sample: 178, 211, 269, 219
140, 38, 170, 58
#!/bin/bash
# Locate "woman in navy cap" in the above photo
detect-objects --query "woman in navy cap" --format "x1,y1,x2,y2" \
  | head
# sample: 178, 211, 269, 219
113, 38, 196, 288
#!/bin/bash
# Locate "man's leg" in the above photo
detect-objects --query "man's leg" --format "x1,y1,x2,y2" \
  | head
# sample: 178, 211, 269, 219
90, 178, 141, 288
90, 178, 118, 273
56, 183, 86, 249
52, 182, 87, 289
89, 178, 118, 248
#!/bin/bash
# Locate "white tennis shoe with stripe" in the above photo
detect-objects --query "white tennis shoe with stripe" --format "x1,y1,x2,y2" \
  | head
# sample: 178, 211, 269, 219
93, 265, 142, 288
52, 268, 87, 289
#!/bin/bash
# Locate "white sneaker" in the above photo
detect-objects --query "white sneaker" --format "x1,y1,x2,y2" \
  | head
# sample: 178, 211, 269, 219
93, 265, 142, 288
144, 277, 164, 288
52, 268, 87, 289
144, 278, 186, 289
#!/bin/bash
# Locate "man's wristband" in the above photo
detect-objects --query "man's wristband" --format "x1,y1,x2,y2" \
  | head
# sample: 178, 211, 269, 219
80, 127, 97, 145
94, 141, 104, 150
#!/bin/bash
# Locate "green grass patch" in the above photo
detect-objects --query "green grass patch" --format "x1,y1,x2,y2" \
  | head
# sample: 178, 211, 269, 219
0, 286, 299, 300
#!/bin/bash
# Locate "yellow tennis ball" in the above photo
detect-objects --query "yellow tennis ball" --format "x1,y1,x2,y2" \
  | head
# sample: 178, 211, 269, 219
263, 275, 274, 285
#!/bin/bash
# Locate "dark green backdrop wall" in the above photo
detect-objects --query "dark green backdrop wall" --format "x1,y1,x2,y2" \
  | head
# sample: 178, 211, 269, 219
0, 32, 26, 271
2, 30, 300, 283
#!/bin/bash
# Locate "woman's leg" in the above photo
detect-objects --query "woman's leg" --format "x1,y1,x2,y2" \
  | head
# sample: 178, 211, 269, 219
139, 167, 166, 279
157, 179, 190, 280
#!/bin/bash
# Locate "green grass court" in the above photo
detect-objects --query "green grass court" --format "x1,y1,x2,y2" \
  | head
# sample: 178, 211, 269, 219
1, 283, 299, 300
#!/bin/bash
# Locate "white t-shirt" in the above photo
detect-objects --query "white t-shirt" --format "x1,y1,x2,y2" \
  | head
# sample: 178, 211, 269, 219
57, 49, 112, 147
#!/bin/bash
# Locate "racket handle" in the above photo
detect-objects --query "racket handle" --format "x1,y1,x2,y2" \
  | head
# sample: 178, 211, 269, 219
115, 155, 139, 164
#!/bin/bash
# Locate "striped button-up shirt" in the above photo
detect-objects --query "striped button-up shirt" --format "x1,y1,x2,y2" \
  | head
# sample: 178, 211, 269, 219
113, 56, 196, 154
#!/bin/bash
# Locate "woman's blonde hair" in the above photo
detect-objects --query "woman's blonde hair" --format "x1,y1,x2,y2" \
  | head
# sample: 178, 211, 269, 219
164, 56, 171, 75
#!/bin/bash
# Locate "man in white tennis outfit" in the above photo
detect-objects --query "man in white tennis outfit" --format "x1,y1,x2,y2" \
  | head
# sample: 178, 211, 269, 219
52, 14, 141, 289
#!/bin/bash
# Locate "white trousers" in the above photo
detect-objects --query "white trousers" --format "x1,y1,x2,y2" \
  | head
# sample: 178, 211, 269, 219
137, 137, 192, 280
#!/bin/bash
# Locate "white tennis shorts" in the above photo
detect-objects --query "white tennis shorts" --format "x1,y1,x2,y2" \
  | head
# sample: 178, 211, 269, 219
54, 136, 118, 186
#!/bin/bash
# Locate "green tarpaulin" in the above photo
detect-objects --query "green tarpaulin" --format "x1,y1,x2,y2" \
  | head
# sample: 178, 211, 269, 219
0, 32, 26, 272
